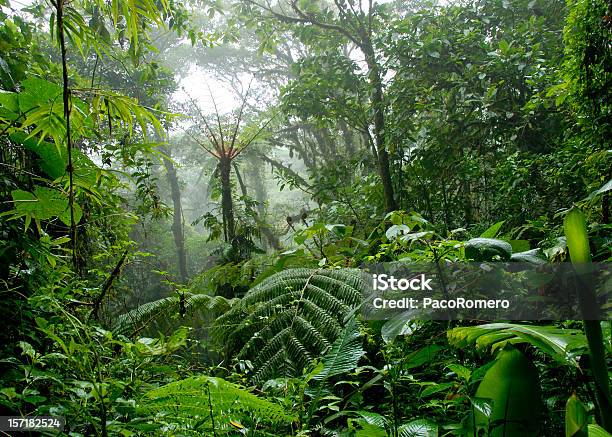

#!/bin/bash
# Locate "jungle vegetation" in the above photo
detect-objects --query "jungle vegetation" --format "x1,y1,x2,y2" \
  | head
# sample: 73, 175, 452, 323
0, 0, 610, 435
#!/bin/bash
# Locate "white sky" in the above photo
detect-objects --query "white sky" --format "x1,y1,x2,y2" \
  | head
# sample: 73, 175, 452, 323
172, 64, 241, 115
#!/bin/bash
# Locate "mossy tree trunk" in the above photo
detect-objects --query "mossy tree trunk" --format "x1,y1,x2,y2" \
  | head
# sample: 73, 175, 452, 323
162, 150, 188, 283
219, 157, 235, 243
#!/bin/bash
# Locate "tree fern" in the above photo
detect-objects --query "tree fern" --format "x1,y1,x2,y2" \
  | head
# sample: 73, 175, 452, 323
113, 293, 236, 337
139, 375, 295, 434
312, 317, 364, 382
213, 268, 367, 383
306, 317, 365, 419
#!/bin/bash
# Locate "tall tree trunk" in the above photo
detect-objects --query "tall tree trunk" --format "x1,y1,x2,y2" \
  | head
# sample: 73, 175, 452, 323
219, 157, 235, 243
162, 151, 187, 283
252, 0, 397, 212
362, 37, 397, 212
55, 0, 79, 272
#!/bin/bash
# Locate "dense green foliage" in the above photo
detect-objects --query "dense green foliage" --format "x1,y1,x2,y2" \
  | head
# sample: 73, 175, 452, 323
0, 0, 610, 435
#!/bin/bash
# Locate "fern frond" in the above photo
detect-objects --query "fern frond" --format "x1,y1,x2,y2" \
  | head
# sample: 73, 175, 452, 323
312, 317, 364, 382
113, 293, 235, 337
139, 375, 296, 433
212, 268, 366, 383
306, 317, 365, 419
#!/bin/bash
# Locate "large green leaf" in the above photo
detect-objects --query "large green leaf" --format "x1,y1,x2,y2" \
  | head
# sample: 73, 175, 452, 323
0, 90, 19, 120
398, 419, 438, 437
565, 393, 588, 437
10, 187, 82, 230
403, 345, 445, 370
588, 424, 612, 437
480, 220, 505, 238
563, 207, 612, 430
473, 346, 541, 436
564, 207, 591, 265
18, 77, 63, 109
213, 268, 366, 383
9, 132, 99, 186
448, 323, 587, 367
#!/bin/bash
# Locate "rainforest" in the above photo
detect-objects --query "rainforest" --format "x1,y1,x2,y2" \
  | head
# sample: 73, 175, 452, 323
0, 0, 610, 435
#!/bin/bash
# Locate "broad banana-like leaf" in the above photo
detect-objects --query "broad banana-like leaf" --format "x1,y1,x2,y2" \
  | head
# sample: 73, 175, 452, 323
588, 424, 612, 437
479, 220, 505, 238
564, 207, 612, 431
473, 346, 541, 437
447, 323, 587, 367
564, 207, 592, 268
565, 393, 588, 437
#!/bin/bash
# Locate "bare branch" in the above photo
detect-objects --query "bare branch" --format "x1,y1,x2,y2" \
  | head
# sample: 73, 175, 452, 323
206, 83, 227, 154
184, 92, 223, 152
245, 0, 362, 47
180, 125, 218, 158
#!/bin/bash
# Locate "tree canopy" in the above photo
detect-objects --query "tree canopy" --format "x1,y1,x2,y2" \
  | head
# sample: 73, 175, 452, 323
0, 0, 610, 435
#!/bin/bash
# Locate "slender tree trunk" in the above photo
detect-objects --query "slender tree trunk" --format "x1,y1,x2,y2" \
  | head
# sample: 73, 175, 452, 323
161, 150, 187, 283
55, 0, 78, 272
361, 38, 397, 212
219, 157, 235, 243
233, 162, 248, 199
